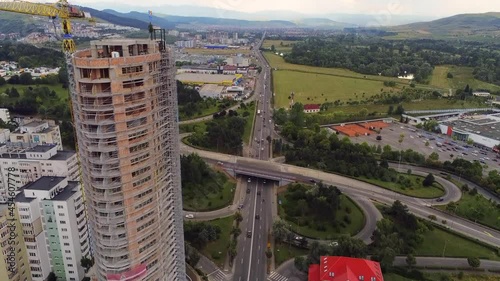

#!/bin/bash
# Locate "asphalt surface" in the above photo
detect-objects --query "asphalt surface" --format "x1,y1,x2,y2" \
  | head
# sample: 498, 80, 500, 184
233, 32, 277, 281
179, 143, 500, 249
350, 123, 500, 174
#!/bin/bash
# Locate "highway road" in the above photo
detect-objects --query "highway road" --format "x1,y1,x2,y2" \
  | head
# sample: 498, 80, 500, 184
180, 142, 500, 249
232, 32, 277, 281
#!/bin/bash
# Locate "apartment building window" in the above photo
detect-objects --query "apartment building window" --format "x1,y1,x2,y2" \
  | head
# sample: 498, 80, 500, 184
62, 228, 67, 232
130, 142, 149, 153
57, 205, 63, 209
133, 175, 151, 188
122, 78, 144, 89
135, 197, 153, 210
125, 104, 147, 116
62, 236, 69, 239
60, 220, 66, 224
132, 166, 151, 177
122, 65, 143, 74
131, 153, 150, 165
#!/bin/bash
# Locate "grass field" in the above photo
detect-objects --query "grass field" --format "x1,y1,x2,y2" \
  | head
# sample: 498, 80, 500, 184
183, 48, 251, 55
274, 243, 308, 266
182, 173, 236, 212
361, 174, 445, 198
273, 70, 397, 108
0, 83, 70, 100
264, 52, 405, 84
202, 216, 235, 268
430, 65, 500, 92
242, 103, 256, 144
262, 40, 298, 53
179, 103, 220, 121
279, 194, 365, 240
416, 226, 500, 261
437, 192, 500, 230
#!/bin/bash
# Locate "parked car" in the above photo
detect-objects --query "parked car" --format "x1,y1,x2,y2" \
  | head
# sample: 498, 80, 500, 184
185, 214, 194, 219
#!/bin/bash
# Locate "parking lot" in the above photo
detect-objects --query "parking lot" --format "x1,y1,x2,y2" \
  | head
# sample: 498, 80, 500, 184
348, 122, 500, 173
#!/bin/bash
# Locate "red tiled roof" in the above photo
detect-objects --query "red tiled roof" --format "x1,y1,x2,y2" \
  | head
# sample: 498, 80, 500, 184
308, 264, 320, 281
308, 256, 384, 281
224, 65, 238, 70
304, 104, 320, 110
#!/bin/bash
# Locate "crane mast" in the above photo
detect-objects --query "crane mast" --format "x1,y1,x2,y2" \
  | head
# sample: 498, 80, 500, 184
0, 0, 90, 53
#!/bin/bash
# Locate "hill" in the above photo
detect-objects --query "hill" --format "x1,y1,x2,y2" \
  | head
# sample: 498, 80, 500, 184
103, 9, 296, 29
80, 7, 149, 30
389, 12, 500, 39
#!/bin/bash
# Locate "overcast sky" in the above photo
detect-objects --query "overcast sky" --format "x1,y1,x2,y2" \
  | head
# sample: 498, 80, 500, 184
71, 0, 499, 17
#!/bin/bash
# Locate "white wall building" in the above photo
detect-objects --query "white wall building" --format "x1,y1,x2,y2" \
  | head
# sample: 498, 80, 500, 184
10, 120, 63, 150
0, 108, 10, 123
15, 176, 90, 281
0, 129, 9, 143
0, 144, 78, 202
439, 113, 500, 149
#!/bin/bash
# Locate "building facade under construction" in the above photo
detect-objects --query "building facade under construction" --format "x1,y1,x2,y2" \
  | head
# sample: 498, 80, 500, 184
68, 38, 185, 281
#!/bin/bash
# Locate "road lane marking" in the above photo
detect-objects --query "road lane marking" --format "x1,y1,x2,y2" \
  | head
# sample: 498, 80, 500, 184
484, 231, 493, 237
246, 180, 259, 281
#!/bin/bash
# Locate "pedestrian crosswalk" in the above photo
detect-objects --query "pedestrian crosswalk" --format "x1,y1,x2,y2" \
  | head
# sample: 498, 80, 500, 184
268, 271, 288, 281
207, 270, 228, 281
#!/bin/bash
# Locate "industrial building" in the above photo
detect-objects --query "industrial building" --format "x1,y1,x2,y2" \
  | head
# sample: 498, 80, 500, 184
69, 38, 185, 281
199, 84, 224, 99
439, 113, 500, 149
176, 72, 240, 86
0, 143, 79, 203
15, 176, 90, 281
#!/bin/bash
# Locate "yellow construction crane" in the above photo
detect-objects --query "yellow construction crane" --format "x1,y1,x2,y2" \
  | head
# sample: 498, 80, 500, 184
0, 0, 92, 53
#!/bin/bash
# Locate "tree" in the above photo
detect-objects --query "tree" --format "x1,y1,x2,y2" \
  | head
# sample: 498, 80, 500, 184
266, 248, 273, 259
395, 104, 405, 115
272, 220, 289, 243
0, 76, 5, 86
467, 257, 480, 268
294, 256, 307, 272
423, 173, 435, 187
331, 236, 367, 258
80, 256, 93, 269
387, 105, 394, 115
447, 72, 453, 78
47, 272, 58, 281
372, 247, 396, 270
19, 72, 33, 85
428, 152, 439, 161
271, 45, 276, 52
8, 75, 20, 84
405, 254, 416, 269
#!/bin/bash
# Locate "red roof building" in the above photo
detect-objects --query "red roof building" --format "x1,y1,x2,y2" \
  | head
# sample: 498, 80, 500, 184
308, 256, 384, 281
303, 104, 321, 113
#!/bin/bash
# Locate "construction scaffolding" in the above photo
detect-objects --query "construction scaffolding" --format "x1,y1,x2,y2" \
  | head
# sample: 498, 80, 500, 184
68, 35, 185, 281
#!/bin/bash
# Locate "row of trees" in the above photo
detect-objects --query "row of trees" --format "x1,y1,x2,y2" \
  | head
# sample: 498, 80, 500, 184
0, 41, 64, 68
283, 36, 500, 85
282, 183, 342, 225
189, 114, 246, 155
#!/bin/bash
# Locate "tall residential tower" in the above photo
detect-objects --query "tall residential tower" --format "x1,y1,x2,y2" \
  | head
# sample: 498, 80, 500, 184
69, 38, 185, 281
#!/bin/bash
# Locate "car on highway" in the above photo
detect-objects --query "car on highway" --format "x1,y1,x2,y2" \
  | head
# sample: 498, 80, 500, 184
255, 214, 260, 220
185, 214, 194, 219
257, 190, 261, 195
246, 231, 252, 238
436, 198, 444, 202
248, 178, 251, 183
238, 204, 243, 209
246, 188, 250, 194
263, 180, 266, 184
217, 161, 223, 165
309, 179, 316, 183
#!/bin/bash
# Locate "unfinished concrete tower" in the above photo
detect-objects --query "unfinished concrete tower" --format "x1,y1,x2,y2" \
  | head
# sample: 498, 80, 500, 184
68, 37, 185, 281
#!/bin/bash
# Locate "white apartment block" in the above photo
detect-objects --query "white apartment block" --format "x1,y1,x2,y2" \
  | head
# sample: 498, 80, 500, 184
15, 176, 90, 281
0, 144, 79, 202
0, 128, 10, 143
10, 121, 63, 150
0, 108, 10, 123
